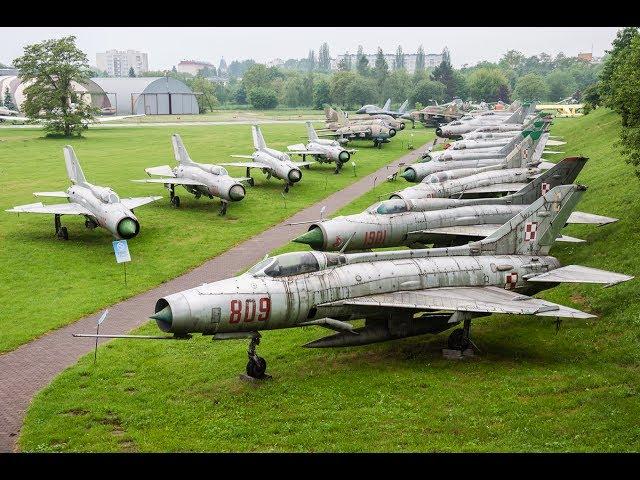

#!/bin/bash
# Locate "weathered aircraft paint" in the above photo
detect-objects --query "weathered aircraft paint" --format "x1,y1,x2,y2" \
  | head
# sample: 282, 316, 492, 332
132, 134, 247, 214
221, 124, 313, 193
293, 157, 614, 251
143, 184, 632, 378
6, 146, 160, 240
287, 122, 357, 174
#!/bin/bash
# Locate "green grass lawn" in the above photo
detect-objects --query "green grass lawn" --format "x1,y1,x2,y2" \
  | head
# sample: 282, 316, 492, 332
0, 123, 432, 352
18, 108, 640, 452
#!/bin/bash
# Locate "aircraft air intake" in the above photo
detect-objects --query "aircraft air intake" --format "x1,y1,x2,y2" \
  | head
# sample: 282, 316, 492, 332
117, 217, 140, 239
288, 169, 302, 183
228, 184, 246, 201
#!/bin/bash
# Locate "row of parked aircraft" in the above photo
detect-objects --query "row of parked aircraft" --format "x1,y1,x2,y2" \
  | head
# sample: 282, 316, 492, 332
70, 100, 633, 380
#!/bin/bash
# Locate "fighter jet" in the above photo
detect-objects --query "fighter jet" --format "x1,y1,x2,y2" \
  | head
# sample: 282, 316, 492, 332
403, 128, 549, 184
401, 99, 465, 128
76, 184, 630, 379
356, 98, 410, 118
292, 157, 617, 251
220, 124, 312, 193
436, 105, 537, 139
324, 107, 405, 133
287, 122, 357, 174
321, 109, 397, 148
132, 134, 248, 215
6, 146, 160, 240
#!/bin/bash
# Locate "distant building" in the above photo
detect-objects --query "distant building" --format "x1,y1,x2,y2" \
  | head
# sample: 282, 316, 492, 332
331, 50, 445, 73
0, 68, 18, 76
176, 60, 215, 76
577, 52, 593, 62
96, 50, 149, 77
218, 57, 228, 76
267, 58, 284, 68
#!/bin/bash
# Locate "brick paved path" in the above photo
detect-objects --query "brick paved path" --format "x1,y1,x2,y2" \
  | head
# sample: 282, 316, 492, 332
0, 145, 426, 452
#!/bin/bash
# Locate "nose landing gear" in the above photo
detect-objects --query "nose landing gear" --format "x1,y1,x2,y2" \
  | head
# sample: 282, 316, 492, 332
219, 201, 228, 216
245, 333, 269, 380
168, 184, 180, 208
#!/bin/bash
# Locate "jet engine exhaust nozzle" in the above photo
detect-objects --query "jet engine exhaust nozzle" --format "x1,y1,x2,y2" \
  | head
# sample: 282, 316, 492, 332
117, 217, 140, 239
401, 168, 417, 182
288, 169, 302, 183
229, 184, 246, 201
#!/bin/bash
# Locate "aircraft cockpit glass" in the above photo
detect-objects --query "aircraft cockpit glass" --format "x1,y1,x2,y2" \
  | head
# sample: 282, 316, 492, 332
108, 192, 120, 204
247, 258, 274, 275
373, 200, 408, 215
264, 252, 320, 278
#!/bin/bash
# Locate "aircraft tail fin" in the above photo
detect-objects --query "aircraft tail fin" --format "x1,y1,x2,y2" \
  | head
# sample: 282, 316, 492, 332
504, 106, 526, 124
305, 121, 319, 142
398, 99, 409, 114
497, 130, 527, 156
324, 106, 338, 123
63, 146, 87, 185
476, 184, 585, 256
252, 124, 267, 151
505, 156, 588, 206
171, 134, 194, 165
382, 98, 391, 111
336, 109, 348, 126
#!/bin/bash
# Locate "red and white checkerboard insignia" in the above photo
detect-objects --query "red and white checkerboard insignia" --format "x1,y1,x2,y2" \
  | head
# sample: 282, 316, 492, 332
541, 182, 551, 195
505, 272, 518, 290
524, 222, 539, 241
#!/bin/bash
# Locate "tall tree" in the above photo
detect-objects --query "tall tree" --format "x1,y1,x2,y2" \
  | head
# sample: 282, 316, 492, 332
128, 66, 136, 77
514, 73, 548, 101
313, 78, 331, 109
307, 50, 316, 72
466, 68, 511, 102
600, 27, 639, 102
374, 47, 389, 90
394, 45, 405, 71
356, 52, 370, 77
4, 87, 16, 110
13, 36, 98, 137
318, 43, 331, 72
415, 45, 425, 73
431, 47, 456, 100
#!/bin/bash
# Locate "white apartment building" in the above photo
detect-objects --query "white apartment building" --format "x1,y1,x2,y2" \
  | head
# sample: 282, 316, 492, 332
96, 50, 149, 77
331, 51, 445, 73
176, 60, 216, 76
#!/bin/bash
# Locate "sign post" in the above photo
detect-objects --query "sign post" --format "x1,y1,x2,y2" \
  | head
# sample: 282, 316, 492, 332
112, 240, 131, 287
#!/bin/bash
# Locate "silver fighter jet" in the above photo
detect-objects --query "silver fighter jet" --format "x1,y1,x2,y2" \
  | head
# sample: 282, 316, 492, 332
221, 124, 312, 193
120, 184, 630, 379
287, 122, 357, 174
7, 146, 160, 240
292, 157, 617, 251
133, 134, 247, 215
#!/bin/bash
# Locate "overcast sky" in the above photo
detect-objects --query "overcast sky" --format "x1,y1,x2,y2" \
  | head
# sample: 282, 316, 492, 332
0, 27, 620, 70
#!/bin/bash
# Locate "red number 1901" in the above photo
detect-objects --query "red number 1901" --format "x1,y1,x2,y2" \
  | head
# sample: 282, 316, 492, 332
229, 297, 271, 323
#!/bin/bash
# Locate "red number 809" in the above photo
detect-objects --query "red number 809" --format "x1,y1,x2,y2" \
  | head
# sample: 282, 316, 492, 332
229, 297, 271, 323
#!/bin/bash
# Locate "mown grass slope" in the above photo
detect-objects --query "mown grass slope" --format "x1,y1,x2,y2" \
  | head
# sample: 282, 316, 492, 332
0, 123, 431, 352
19, 109, 640, 452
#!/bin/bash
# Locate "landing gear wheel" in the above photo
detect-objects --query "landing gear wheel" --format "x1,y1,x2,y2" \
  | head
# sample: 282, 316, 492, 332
248, 177, 255, 187
447, 328, 469, 351
219, 202, 228, 216
171, 195, 181, 208
304, 164, 311, 170
334, 162, 343, 174
56, 226, 69, 240
246, 356, 267, 379
284, 184, 290, 193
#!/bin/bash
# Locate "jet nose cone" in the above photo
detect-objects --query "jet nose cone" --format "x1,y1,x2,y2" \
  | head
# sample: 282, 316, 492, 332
288, 169, 302, 183
338, 150, 350, 162
401, 168, 416, 182
117, 217, 139, 239
292, 227, 324, 249
229, 184, 246, 201
150, 304, 173, 331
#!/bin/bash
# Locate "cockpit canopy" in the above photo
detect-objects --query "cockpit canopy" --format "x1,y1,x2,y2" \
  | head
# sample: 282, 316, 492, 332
248, 252, 320, 278
367, 199, 409, 215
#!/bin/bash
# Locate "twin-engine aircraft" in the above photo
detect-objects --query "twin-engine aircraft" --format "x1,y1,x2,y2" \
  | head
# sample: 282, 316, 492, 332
7, 146, 160, 240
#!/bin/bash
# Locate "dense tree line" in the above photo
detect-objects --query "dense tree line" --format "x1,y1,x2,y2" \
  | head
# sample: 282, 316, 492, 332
160, 44, 603, 113
595, 27, 640, 177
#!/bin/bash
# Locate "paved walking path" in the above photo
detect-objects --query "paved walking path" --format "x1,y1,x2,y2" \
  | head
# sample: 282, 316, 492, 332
0, 144, 427, 452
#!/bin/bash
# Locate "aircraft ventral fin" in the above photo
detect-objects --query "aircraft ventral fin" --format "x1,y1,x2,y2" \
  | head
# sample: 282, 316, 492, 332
318, 286, 595, 319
